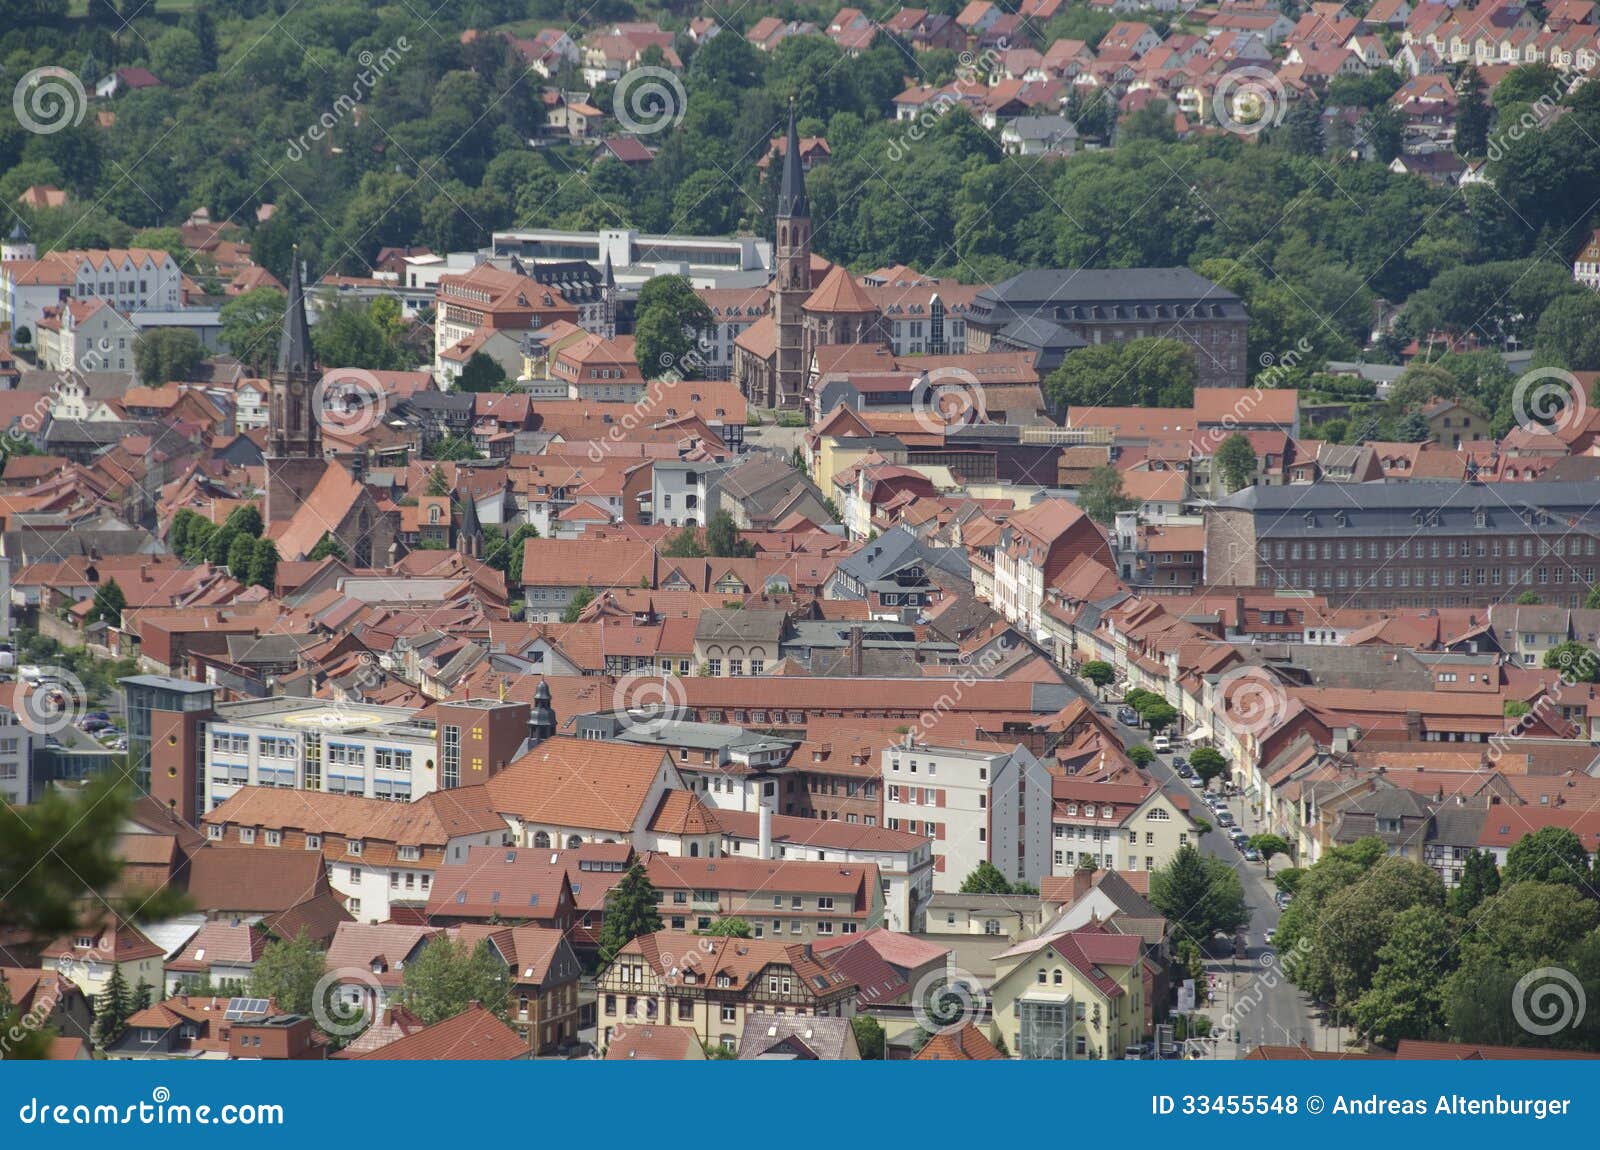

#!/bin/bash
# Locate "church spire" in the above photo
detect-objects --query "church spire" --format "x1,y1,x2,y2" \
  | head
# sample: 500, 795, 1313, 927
278, 249, 314, 375
778, 103, 808, 220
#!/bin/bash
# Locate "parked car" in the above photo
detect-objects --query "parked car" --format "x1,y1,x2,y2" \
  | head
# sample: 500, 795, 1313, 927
1243, 847, 1261, 861
1172, 755, 1187, 769
1275, 891, 1293, 910
1217, 812, 1235, 828
1152, 734, 1172, 753
1264, 929, 1276, 945
1117, 708, 1139, 726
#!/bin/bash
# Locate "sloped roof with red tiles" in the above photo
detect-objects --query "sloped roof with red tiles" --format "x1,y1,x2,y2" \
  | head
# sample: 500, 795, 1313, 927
355, 1004, 528, 1060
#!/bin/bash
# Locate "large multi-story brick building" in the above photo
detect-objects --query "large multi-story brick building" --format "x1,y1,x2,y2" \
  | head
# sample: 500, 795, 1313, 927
1204, 480, 1600, 609
966, 267, 1249, 387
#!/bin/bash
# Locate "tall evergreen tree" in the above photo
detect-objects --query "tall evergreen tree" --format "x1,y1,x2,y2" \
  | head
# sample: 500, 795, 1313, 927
93, 966, 133, 1048
598, 863, 665, 962
1451, 849, 1501, 916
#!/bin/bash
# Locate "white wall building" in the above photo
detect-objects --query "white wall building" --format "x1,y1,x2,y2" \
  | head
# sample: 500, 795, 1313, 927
201, 699, 442, 814
881, 740, 1052, 894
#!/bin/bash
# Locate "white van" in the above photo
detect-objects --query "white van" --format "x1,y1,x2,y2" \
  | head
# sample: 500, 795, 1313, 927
1152, 734, 1172, 753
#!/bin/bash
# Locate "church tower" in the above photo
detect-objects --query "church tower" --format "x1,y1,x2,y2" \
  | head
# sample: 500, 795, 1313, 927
455, 485, 484, 560
771, 104, 812, 410
599, 250, 617, 340
265, 255, 327, 524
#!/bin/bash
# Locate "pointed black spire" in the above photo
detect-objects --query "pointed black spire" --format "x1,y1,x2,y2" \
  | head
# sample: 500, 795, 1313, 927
778, 103, 808, 220
601, 249, 615, 288
278, 250, 314, 375
8, 219, 28, 242
455, 485, 483, 557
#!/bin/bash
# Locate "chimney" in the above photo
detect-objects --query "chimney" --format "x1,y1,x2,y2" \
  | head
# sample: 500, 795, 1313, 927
1404, 710, 1422, 741
758, 794, 774, 861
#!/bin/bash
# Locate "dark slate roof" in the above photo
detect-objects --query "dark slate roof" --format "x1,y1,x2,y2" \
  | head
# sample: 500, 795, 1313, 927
778, 105, 808, 219
972, 268, 1245, 330
833, 526, 969, 585
1217, 478, 1600, 539
278, 262, 314, 375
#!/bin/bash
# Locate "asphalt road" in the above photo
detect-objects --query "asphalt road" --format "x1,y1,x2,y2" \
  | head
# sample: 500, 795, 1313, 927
1070, 683, 1331, 1053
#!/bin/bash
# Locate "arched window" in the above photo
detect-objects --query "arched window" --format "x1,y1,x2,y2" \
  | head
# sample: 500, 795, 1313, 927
689, 842, 701, 857
532, 831, 550, 849
566, 834, 583, 849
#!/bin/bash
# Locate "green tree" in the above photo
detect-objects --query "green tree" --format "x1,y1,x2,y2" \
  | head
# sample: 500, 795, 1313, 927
246, 538, 279, 590
307, 534, 344, 562
1359, 103, 1404, 162
1455, 66, 1489, 156
93, 965, 133, 1048
1081, 660, 1115, 689
219, 288, 288, 373
959, 860, 1017, 895
400, 936, 512, 1023
1214, 433, 1257, 494
1188, 747, 1227, 789
703, 917, 752, 938
561, 587, 596, 624
1585, 584, 1600, 610
1149, 845, 1250, 944
227, 533, 256, 577
1249, 833, 1291, 876
598, 862, 665, 962
852, 1014, 885, 1059
634, 275, 715, 379
1352, 904, 1456, 1047
1504, 826, 1592, 888
426, 466, 450, 497
1076, 465, 1137, 525
88, 578, 126, 626
662, 527, 707, 558
311, 300, 411, 371
1044, 337, 1198, 410
1534, 293, 1600, 371
1450, 849, 1501, 917
1543, 640, 1600, 682
456, 351, 509, 393
248, 931, 326, 1018
1127, 744, 1154, 766
1303, 858, 1445, 1017
1516, 591, 1543, 605
1139, 701, 1178, 734
133, 328, 205, 385
704, 509, 755, 558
